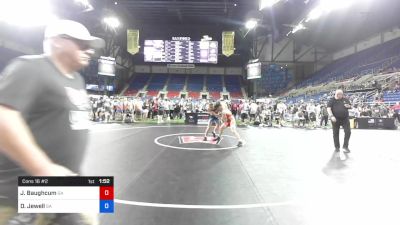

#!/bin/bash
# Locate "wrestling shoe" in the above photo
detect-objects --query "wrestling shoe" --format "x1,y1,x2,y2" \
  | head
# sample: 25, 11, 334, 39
213, 136, 222, 144
343, 147, 351, 153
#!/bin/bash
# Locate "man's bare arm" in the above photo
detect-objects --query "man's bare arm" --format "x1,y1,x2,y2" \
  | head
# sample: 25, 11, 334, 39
327, 107, 337, 122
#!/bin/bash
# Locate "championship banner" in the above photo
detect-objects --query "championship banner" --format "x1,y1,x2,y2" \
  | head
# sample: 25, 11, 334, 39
222, 31, 235, 57
127, 29, 139, 55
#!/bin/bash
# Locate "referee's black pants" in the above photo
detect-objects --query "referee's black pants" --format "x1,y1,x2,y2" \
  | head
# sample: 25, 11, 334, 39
394, 112, 400, 122
332, 118, 351, 149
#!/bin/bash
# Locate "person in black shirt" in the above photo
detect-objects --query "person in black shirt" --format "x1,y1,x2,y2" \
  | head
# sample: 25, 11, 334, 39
327, 89, 352, 153
320, 104, 329, 127
0, 20, 104, 225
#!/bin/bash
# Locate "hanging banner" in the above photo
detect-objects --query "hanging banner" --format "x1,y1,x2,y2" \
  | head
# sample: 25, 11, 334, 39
127, 29, 139, 55
222, 31, 235, 57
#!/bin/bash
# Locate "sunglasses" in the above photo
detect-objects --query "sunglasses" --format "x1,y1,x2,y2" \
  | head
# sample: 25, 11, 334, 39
59, 35, 92, 50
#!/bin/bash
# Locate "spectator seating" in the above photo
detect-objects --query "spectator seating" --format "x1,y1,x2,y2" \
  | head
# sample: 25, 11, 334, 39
125, 90, 138, 96
167, 91, 180, 99
383, 90, 400, 102
297, 38, 400, 88
206, 75, 223, 92
225, 76, 241, 91
128, 74, 151, 91
230, 92, 243, 99
224, 75, 244, 99
147, 90, 159, 97
167, 75, 186, 91
147, 74, 168, 91
122, 74, 245, 99
209, 91, 221, 100
187, 75, 204, 92
283, 38, 400, 104
122, 74, 151, 96
262, 64, 293, 95
188, 91, 200, 99
206, 75, 223, 99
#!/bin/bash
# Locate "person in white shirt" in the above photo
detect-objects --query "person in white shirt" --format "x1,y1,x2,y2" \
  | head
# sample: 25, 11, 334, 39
277, 101, 287, 126
277, 102, 287, 114
240, 101, 250, 123
166, 99, 173, 120
103, 98, 112, 123
265, 107, 273, 127
249, 101, 258, 122
315, 104, 321, 122
123, 98, 134, 123
307, 104, 317, 128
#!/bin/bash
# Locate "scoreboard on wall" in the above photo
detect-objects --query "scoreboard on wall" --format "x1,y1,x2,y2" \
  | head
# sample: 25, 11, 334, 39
144, 37, 218, 64
246, 61, 262, 80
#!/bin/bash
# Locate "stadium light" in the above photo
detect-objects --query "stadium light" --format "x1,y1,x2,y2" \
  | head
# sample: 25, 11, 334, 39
74, 0, 94, 12
321, 0, 353, 11
245, 19, 258, 30
0, 0, 57, 27
259, 0, 282, 10
103, 17, 121, 29
292, 23, 306, 34
305, 0, 354, 22
201, 35, 213, 41
305, 6, 324, 22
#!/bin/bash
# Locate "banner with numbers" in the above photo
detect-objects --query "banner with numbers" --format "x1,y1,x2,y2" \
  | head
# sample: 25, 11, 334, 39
222, 31, 235, 57
127, 29, 139, 55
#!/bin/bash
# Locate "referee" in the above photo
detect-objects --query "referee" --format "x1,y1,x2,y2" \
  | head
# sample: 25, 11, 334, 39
327, 89, 352, 153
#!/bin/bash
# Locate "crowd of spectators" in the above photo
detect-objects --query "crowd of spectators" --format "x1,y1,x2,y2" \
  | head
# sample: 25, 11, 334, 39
87, 69, 400, 128
89, 93, 400, 129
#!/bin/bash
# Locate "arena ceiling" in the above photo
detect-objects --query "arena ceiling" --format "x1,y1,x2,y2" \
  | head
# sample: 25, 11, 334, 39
103, 0, 313, 39
92, 0, 315, 65
291, 0, 400, 51
1, 0, 399, 63
98, 0, 400, 57
114, 0, 257, 26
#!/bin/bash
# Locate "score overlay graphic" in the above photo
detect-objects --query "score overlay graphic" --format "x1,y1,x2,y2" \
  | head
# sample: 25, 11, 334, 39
18, 176, 114, 213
